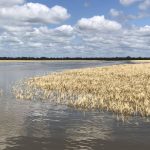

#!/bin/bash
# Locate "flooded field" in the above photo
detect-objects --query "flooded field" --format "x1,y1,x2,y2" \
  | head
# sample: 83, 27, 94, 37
0, 61, 150, 150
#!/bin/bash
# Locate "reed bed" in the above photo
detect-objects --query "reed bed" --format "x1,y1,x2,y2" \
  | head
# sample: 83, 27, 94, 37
13, 64, 150, 117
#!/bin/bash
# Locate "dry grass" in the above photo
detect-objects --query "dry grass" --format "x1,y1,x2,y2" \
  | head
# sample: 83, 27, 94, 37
13, 63, 150, 117
131, 60, 150, 63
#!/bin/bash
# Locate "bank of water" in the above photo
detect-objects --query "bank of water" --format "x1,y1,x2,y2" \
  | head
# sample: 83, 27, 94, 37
0, 61, 149, 150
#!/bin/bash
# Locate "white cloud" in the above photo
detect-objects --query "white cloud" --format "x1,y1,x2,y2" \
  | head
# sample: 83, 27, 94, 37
120, 0, 150, 10
0, 0, 24, 7
32, 25, 74, 37
0, 24, 75, 57
0, 0, 150, 58
0, 1, 72, 57
2, 25, 32, 33
76, 25, 150, 57
139, 25, 150, 32
109, 8, 150, 23
0, 26, 149, 57
1, 13, 150, 57
110, 9, 121, 17
0, 3, 70, 25
139, 0, 150, 10
120, 0, 142, 5
55, 25, 73, 33
77, 16, 122, 32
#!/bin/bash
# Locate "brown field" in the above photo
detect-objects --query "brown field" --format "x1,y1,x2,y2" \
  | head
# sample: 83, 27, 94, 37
13, 63, 150, 117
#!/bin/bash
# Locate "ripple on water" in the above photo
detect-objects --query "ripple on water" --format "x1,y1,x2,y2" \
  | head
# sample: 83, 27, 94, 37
0, 61, 150, 150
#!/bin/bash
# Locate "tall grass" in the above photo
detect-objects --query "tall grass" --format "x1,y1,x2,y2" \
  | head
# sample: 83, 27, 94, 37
13, 64, 150, 117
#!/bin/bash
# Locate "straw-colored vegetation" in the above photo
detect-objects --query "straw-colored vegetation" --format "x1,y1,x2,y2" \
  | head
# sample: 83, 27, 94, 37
131, 60, 150, 63
13, 63, 150, 117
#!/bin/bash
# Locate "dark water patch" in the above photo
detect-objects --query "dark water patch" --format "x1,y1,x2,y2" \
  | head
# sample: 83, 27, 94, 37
3, 136, 150, 150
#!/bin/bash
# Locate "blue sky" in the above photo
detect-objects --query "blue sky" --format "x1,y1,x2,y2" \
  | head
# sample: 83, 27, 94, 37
0, 0, 150, 57
28, 0, 150, 26
29, 0, 119, 22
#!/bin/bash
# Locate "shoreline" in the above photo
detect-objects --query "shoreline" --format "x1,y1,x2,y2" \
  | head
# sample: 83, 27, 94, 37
0, 60, 108, 63
0, 59, 150, 63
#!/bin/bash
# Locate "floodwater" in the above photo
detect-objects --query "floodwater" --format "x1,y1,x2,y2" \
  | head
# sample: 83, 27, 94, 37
0, 61, 149, 150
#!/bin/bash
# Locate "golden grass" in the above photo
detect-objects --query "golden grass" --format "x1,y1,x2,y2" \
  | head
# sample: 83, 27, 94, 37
13, 63, 150, 117
133, 60, 150, 62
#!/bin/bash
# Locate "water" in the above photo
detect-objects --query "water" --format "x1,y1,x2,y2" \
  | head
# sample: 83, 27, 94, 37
0, 61, 149, 150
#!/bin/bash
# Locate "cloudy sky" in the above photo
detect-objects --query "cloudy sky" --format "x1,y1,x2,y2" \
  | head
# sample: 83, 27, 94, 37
0, 0, 150, 57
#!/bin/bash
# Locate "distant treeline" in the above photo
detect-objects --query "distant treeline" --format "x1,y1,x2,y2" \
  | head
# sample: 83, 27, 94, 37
0, 56, 150, 61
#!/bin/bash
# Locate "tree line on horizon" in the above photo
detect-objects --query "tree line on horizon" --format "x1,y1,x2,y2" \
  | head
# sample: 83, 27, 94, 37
0, 56, 150, 60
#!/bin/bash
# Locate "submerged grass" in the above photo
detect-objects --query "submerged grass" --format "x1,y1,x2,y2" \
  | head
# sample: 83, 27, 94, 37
13, 63, 150, 117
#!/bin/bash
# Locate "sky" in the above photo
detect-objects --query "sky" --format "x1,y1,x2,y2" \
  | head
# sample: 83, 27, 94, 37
0, 0, 150, 57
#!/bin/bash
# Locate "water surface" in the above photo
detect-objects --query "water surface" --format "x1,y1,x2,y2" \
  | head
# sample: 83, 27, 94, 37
0, 61, 149, 150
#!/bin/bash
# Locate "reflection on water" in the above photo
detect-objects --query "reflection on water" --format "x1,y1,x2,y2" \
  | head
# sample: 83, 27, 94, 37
0, 61, 150, 150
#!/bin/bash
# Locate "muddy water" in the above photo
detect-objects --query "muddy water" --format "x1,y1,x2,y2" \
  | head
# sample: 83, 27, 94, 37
0, 61, 149, 150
